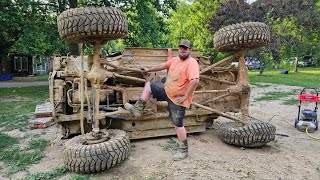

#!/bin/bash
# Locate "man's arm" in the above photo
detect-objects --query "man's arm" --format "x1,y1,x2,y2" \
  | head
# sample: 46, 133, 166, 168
144, 63, 167, 72
176, 78, 199, 104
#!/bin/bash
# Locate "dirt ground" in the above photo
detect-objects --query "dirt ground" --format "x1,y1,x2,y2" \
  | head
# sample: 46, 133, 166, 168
2, 83, 320, 180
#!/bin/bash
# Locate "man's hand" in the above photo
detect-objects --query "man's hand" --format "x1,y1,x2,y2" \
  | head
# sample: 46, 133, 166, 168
142, 67, 150, 77
143, 67, 150, 73
176, 96, 187, 104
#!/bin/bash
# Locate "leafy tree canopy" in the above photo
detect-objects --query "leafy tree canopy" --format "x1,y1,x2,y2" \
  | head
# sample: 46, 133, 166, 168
209, 0, 320, 69
1, 0, 319, 71
166, 0, 219, 54
78, 0, 177, 47
0, 0, 68, 59
0, 0, 177, 61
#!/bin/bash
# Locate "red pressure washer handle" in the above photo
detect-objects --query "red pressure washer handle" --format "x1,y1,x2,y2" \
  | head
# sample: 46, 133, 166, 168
298, 88, 319, 102
298, 94, 319, 102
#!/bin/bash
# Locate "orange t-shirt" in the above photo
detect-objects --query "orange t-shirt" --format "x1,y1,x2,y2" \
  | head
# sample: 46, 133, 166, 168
164, 56, 200, 108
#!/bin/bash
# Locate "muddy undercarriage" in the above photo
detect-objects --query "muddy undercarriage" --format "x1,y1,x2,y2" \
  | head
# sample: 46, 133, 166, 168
50, 47, 240, 140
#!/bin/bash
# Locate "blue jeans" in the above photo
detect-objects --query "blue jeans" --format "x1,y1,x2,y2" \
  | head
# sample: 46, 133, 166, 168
150, 82, 186, 127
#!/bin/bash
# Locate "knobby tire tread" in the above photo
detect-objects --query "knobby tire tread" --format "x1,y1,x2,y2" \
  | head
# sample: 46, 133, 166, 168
57, 7, 128, 43
214, 22, 270, 52
218, 120, 276, 147
63, 129, 130, 173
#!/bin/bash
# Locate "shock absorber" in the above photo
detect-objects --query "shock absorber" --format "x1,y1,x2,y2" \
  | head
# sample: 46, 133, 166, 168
53, 79, 66, 113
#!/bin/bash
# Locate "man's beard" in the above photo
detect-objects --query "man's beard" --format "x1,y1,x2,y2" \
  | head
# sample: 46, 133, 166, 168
179, 53, 190, 60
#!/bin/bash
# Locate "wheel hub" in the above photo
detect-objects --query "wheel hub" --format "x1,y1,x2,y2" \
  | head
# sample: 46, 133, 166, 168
83, 129, 110, 145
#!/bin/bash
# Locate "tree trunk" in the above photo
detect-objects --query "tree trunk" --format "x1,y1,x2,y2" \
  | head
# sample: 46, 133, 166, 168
294, 57, 298, 73
259, 59, 265, 75
68, 0, 79, 56
68, 43, 79, 56
57, 0, 66, 13
57, 0, 79, 55
271, 49, 280, 69
255, 51, 265, 75
69, 0, 77, 8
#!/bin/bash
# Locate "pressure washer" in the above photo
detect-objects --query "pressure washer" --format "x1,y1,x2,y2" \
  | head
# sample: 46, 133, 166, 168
294, 88, 319, 133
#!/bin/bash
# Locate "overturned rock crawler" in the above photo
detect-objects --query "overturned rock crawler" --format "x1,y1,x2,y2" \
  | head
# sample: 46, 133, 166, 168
52, 6, 276, 173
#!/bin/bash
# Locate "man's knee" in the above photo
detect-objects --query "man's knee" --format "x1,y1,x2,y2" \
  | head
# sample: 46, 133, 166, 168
170, 105, 185, 127
144, 81, 151, 93
172, 118, 184, 127
174, 125, 184, 131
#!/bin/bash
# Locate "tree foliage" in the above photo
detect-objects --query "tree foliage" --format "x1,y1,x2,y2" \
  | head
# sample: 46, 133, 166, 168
123, 1, 171, 47
210, 0, 250, 32
251, 0, 320, 68
1, 0, 319, 72
209, 0, 320, 69
0, 0, 177, 63
124, 0, 177, 47
0, 0, 68, 60
78, 0, 177, 48
167, 0, 218, 54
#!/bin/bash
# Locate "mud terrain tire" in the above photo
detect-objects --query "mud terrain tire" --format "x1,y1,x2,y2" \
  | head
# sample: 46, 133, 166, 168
64, 129, 130, 173
218, 120, 276, 147
214, 22, 270, 52
57, 7, 128, 43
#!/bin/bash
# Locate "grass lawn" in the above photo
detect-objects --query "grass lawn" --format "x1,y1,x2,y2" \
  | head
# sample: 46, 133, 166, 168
249, 67, 319, 105
0, 86, 49, 131
11, 74, 49, 82
249, 67, 320, 89
0, 86, 51, 176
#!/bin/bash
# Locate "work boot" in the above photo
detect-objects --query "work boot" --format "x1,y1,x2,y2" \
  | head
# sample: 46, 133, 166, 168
173, 139, 188, 161
124, 99, 146, 117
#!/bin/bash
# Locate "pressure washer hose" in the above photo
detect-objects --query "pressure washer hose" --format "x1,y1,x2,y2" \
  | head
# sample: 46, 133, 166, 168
306, 127, 320, 140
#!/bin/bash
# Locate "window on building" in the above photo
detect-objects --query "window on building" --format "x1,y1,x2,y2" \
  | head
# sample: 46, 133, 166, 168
36, 62, 46, 71
14, 56, 28, 71
35, 57, 47, 72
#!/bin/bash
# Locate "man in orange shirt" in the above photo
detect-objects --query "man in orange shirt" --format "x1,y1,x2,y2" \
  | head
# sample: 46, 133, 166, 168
124, 40, 200, 160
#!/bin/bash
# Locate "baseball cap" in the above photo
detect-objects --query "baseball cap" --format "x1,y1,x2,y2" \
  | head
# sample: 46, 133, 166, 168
179, 40, 192, 49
